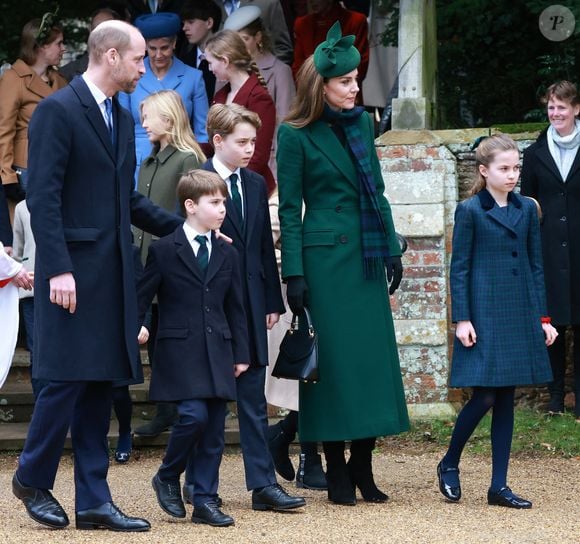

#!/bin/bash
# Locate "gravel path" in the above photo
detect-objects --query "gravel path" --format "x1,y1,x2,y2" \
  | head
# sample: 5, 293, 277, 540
0, 450, 578, 544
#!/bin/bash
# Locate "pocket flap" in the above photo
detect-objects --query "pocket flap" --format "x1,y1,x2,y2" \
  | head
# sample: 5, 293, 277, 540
157, 328, 188, 339
63, 227, 100, 242
302, 231, 335, 247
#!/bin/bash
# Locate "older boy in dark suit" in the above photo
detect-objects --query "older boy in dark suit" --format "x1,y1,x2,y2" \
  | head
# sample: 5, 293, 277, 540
139, 169, 249, 526
182, 104, 305, 511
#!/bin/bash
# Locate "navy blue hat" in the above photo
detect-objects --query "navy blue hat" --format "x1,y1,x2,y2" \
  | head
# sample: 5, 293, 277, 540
134, 12, 181, 39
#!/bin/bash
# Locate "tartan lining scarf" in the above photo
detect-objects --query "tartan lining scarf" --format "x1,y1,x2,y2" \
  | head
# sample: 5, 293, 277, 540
321, 104, 390, 279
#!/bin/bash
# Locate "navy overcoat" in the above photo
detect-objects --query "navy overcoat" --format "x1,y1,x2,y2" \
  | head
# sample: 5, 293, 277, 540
521, 129, 580, 326
202, 161, 285, 366
26, 77, 182, 382
450, 190, 552, 387
137, 228, 249, 401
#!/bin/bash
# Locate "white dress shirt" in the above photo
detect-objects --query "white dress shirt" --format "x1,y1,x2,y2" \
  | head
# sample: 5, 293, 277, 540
212, 156, 244, 217
82, 74, 112, 126
183, 222, 212, 259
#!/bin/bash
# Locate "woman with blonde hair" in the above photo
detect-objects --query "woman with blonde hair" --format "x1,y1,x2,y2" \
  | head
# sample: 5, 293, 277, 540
115, 90, 206, 461
205, 29, 276, 194
0, 11, 67, 199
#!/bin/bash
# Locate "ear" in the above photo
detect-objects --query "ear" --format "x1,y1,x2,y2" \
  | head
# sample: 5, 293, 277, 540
213, 133, 223, 149
478, 164, 488, 178
206, 17, 214, 30
105, 47, 118, 66
184, 198, 196, 215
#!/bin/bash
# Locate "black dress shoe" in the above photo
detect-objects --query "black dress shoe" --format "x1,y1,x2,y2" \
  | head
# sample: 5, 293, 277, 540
437, 462, 461, 502
183, 483, 223, 508
191, 501, 234, 527
487, 487, 532, 509
267, 422, 296, 481
114, 432, 132, 464
75, 502, 151, 531
252, 484, 306, 511
12, 473, 69, 529
134, 403, 177, 437
152, 474, 186, 518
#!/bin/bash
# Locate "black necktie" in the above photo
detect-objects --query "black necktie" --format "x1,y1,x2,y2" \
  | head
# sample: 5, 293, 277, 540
229, 173, 243, 224
195, 235, 209, 272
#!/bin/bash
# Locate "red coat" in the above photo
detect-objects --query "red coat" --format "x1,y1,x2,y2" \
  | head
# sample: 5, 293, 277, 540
292, 5, 369, 83
213, 73, 276, 194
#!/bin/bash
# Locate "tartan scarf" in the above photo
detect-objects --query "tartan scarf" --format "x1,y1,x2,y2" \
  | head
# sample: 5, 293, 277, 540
321, 104, 390, 279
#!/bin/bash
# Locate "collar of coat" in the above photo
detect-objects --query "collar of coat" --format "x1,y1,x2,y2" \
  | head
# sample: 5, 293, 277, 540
477, 188, 523, 210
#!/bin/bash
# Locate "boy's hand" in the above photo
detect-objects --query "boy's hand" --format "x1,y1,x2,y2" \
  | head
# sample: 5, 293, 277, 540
12, 267, 33, 290
215, 229, 233, 244
234, 363, 249, 377
542, 323, 558, 346
456, 320, 477, 347
138, 326, 150, 345
49, 272, 76, 313
266, 313, 280, 330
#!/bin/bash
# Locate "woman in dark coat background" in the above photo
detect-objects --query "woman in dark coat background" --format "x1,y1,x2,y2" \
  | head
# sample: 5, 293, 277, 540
521, 80, 580, 420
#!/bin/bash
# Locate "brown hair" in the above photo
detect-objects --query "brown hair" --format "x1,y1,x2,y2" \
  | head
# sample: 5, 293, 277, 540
205, 29, 267, 88
177, 169, 228, 215
541, 80, 579, 108
470, 133, 519, 196
284, 56, 326, 128
240, 18, 273, 54
19, 19, 63, 65
206, 103, 261, 142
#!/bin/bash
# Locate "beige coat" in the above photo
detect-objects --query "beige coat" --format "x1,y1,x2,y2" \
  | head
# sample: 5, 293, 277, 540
0, 59, 67, 184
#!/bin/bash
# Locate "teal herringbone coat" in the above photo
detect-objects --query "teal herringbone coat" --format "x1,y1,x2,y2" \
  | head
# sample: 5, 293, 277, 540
277, 113, 409, 441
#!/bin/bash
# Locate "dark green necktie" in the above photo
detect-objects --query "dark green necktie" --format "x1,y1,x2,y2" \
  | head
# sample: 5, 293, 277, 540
229, 173, 243, 224
195, 235, 208, 272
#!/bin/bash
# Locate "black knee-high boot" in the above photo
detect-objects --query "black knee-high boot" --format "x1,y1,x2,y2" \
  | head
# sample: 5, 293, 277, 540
348, 437, 388, 502
323, 441, 355, 505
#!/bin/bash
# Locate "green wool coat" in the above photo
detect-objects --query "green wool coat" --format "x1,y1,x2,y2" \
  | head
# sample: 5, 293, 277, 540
133, 144, 201, 264
276, 112, 410, 442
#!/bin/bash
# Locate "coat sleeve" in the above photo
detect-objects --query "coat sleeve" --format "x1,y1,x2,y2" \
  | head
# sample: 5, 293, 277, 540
525, 199, 548, 316
11, 204, 24, 260
268, 1, 293, 64
26, 99, 75, 278
224, 248, 250, 364
276, 123, 305, 279
354, 14, 370, 81
130, 191, 183, 238
191, 73, 209, 143
366, 113, 401, 256
247, 88, 276, 180
450, 201, 474, 322
520, 145, 538, 198
137, 242, 162, 326
272, 62, 296, 122
0, 70, 21, 184
291, 18, 307, 79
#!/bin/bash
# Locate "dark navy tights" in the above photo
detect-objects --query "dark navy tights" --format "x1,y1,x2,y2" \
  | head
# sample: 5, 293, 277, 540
442, 386, 515, 491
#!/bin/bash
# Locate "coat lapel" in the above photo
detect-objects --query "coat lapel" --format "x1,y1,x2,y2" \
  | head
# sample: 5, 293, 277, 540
240, 169, 258, 242
535, 135, 565, 184
477, 190, 523, 234
305, 120, 358, 190
174, 227, 204, 283
205, 234, 226, 284
70, 77, 116, 162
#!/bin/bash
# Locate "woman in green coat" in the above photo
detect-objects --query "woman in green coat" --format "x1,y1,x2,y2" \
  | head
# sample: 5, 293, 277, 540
276, 23, 409, 506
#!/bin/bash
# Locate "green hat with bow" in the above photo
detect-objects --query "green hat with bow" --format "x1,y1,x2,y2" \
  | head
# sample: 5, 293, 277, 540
313, 21, 360, 78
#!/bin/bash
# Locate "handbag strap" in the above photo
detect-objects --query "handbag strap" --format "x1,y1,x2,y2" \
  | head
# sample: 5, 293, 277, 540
290, 307, 315, 337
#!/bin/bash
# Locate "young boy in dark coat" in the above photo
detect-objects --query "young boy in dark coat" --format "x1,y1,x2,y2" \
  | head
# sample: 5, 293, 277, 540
138, 169, 249, 527
182, 104, 306, 511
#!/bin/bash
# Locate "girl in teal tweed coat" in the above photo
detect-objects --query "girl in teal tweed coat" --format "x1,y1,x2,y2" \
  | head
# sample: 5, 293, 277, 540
437, 134, 557, 510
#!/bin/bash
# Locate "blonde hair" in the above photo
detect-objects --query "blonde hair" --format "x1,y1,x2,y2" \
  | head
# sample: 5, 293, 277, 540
140, 90, 206, 161
206, 103, 261, 142
19, 19, 63, 65
284, 56, 326, 128
177, 169, 228, 215
205, 29, 267, 88
470, 133, 519, 196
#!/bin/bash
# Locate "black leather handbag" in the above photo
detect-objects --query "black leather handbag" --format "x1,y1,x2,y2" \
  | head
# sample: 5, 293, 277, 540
272, 307, 319, 383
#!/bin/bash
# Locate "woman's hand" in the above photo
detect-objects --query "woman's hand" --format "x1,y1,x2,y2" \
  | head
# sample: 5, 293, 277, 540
286, 276, 308, 313
456, 320, 477, 347
542, 323, 558, 346
12, 267, 33, 290
386, 256, 403, 295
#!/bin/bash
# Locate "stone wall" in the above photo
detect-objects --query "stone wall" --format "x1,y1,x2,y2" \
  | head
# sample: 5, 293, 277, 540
377, 128, 540, 415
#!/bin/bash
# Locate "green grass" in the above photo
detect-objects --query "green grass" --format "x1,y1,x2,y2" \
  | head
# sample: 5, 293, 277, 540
379, 409, 580, 458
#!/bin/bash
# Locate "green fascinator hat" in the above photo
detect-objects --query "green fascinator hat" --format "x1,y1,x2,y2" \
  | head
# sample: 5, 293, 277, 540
313, 21, 360, 78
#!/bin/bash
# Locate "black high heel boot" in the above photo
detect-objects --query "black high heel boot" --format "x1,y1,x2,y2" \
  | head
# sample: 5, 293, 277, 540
267, 412, 298, 481
296, 442, 327, 490
323, 441, 356, 505
348, 438, 388, 503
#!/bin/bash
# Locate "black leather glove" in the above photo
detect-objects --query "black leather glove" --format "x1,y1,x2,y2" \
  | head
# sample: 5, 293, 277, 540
386, 256, 403, 295
3, 182, 25, 203
286, 276, 308, 314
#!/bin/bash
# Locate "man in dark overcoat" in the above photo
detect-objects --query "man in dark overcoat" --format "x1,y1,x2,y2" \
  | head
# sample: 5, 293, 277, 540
12, 21, 182, 532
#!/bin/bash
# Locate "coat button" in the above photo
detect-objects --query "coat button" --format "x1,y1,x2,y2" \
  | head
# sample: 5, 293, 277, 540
339, 235, 348, 244
248, 273, 253, 279
560, 216, 567, 222
206, 326, 212, 333
335, 205, 342, 213
512, 269, 518, 276
509, 232, 516, 239
205, 287, 210, 292
562, 241, 568, 247
512, 251, 518, 257
560, 192, 565, 196
205, 306, 210, 313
